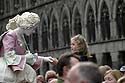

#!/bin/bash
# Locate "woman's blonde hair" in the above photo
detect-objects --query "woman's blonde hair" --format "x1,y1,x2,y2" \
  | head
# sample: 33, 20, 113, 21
71, 34, 90, 57
6, 12, 40, 30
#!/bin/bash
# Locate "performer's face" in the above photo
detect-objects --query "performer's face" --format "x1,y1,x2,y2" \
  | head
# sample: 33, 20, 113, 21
24, 26, 37, 36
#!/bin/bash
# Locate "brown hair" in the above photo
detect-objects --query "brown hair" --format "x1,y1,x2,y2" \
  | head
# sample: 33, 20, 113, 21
57, 52, 80, 76
45, 70, 57, 82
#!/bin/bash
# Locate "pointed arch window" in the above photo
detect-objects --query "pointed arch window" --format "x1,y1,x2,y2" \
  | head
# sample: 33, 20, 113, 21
0, 0, 4, 15
30, 0, 36, 6
116, 0, 125, 38
22, 0, 26, 8
14, 0, 20, 10
0, 26, 4, 35
52, 16, 59, 48
6, 0, 10, 13
87, 6, 96, 43
42, 20, 48, 50
101, 52, 112, 68
74, 9, 82, 35
33, 29, 38, 52
100, 2, 110, 40
62, 14, 70, 46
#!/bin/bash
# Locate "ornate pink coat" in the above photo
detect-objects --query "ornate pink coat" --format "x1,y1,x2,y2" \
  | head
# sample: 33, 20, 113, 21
0, 30, 41, 71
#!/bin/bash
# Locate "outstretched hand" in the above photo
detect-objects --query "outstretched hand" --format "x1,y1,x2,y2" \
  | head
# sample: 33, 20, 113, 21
25, 51, 33, 60
38, 56, 58, 65
50, 58, 58, 65
43, 56, 54, 62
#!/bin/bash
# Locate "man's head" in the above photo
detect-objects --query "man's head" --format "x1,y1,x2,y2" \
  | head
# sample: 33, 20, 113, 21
65, 62, 102, 83
57, 52, 80, 77
120, 66, 125, 75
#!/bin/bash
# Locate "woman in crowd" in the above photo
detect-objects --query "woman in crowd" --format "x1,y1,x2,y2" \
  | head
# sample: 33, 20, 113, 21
0, 12, 55, 83
70, 34, 90, 61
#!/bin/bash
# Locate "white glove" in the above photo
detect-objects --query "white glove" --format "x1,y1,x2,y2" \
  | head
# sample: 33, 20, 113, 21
38, 56, 54, 62
34, 53, 38, 56
25, 51, 33, 60
25, 51, 38, 65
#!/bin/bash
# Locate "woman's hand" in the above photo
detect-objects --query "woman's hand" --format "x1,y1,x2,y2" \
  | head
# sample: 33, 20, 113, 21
50, 58, 58, 65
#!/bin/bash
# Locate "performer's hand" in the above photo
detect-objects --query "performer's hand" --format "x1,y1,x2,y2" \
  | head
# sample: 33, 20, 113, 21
50, 58, 58, 65
25, 51, 33, 60
38, 56, 54, 62
33, 53, 38, 56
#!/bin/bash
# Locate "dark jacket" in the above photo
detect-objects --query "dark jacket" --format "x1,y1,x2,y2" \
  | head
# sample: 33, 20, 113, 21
74, 52, 88, 61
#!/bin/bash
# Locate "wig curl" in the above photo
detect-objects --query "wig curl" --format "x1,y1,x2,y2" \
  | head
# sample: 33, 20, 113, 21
6, 12, 40, 30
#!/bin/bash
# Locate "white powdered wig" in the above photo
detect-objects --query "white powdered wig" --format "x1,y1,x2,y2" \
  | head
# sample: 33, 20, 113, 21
6, 12, 40, 30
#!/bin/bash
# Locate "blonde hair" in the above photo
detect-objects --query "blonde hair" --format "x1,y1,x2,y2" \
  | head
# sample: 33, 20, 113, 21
117, 76, 125, 83
6, 12, 40, 30
104, 69, 123, 81
99, 65, 112, 78
71, 34, 90, 57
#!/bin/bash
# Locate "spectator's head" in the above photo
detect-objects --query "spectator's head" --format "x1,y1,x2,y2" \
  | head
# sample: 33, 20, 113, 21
45, 70, 57, 83
65, 62, 102, 83
104, 69, 123, 83
99, 65, 112, 79
120, 66, 125, 75
57, 52, 80, 77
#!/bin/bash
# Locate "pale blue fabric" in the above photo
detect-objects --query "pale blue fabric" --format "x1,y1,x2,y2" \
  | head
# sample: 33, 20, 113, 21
4, 50, 21, 65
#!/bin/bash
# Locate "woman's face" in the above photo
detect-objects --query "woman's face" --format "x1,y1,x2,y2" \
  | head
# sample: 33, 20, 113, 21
104, 73, 117, 83
70, 40, 79, 53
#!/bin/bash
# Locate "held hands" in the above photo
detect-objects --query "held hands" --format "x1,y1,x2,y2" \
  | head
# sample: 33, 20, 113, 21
25, 51, 58, 65
25, 51, 54, 63
38, 56, 54, 62
38, 56, 58, 65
